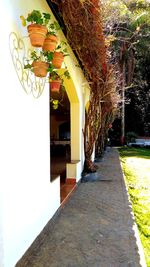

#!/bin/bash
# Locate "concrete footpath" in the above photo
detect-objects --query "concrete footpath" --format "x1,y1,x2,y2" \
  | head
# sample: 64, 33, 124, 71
16, 147, 146, 267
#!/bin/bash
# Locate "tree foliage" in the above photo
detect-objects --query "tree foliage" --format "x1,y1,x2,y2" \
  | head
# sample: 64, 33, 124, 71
103, 0, 150, 139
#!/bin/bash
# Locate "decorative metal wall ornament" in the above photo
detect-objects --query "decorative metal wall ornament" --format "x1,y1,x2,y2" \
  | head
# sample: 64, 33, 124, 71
9, 32, 46, 98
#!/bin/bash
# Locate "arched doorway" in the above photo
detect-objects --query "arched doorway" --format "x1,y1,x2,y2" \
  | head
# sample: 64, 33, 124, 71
50, 70, 81, 202
50, 89, 70, 182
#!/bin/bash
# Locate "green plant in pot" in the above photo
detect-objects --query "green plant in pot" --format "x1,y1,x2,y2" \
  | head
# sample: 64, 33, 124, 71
43, 21, 60, 52
20, 10, 51, 47
50, 69, 70, 92
50, 71, 62, 92
52, 41, 69, 69
50, 69, 70, 109
24, 50, 53, 78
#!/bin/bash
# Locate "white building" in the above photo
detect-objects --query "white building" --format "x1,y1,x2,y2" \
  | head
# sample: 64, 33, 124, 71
0, 1, 90, 266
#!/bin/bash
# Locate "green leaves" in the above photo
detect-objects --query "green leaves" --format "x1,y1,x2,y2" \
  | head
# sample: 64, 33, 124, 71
26, 10, 51, 26
43, 12, 51, 20
47, 64, 54, 73
27, 10, 42, 24
20, 15, 26, 26
52, 100, 59, 109
50, 70, 60, 80
64, 70, 70, 79
24, 9, 60, 32
24, 63, 32, 69
55, 41, 69, 56
45, 51, 53, 62
47, 21, 60, 35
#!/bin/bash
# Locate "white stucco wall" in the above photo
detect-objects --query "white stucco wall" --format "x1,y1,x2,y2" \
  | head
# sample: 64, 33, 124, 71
0, 1, 60, 267
0, 1, 90, 266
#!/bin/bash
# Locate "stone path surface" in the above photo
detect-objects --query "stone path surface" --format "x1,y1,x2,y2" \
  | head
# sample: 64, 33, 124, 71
16, 148, 146, 267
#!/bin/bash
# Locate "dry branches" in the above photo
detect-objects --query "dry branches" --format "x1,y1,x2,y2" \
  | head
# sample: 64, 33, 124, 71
52, 0, 119, 171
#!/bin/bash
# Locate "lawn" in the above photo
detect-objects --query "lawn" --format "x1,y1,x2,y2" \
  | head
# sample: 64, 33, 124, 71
119, 147, 150, 267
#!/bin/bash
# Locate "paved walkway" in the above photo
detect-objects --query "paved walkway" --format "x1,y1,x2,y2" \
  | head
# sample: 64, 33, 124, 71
16, 148, 146, 267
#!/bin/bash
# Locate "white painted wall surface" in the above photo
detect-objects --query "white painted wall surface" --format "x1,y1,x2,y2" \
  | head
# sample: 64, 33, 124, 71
0, 1, 60, 266
0, 0, 89, 266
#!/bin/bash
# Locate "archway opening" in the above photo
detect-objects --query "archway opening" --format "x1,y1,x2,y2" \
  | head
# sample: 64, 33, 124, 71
50, 69, 80, 203
50, 90, 70, 184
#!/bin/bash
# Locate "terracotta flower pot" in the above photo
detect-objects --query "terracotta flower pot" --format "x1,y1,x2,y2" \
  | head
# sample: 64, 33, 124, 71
52, 52, 64, 69
50, 80, 61, 92
32, 61, 49, 77
27, 24, 48, 47
43, 35, 58, 52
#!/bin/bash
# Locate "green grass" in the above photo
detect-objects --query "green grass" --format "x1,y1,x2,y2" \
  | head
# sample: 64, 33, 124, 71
119, 147, 150, 267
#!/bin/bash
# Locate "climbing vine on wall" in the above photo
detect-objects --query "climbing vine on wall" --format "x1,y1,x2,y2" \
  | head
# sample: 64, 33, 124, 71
52, 0, 119, 171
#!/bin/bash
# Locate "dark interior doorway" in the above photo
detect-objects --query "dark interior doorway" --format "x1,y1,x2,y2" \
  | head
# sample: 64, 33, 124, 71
50, 90, 70, 184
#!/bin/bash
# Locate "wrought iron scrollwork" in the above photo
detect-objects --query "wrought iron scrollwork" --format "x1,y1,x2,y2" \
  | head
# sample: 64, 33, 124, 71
9, 32, 46, 98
